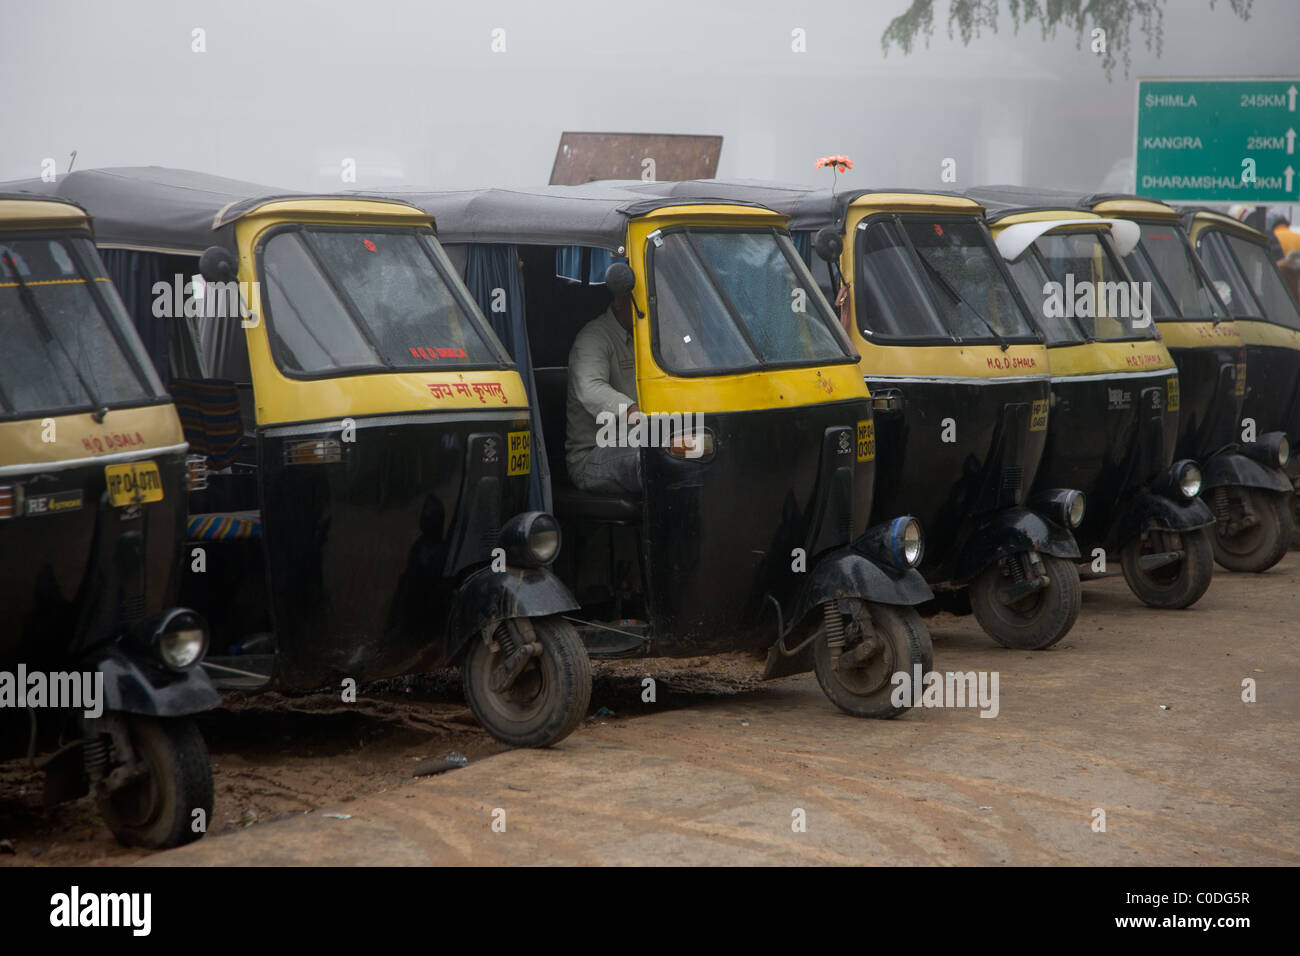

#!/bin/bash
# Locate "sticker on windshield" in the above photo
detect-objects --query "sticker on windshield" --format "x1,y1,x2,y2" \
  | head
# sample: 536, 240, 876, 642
409, 346, 469, 360
1030, 399, 1049, 431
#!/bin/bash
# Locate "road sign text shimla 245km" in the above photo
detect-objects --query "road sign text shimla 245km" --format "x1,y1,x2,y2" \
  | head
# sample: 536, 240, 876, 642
1135, 77, 1300, 203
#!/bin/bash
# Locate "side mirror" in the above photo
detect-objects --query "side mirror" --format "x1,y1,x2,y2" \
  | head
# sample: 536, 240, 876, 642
199, 246, 238, 283
813, 227, 843, 263
605, 262, 636, 296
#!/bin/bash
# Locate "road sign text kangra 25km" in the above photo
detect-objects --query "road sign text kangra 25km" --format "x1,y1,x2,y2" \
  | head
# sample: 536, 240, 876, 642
1135, 77, 1300, 203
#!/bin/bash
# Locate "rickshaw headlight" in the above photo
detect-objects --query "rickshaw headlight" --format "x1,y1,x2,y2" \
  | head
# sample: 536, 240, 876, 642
1242, 432, 1289, 469
141, 609, 208, 672
896, 518, 924, 568
501, 511, 561, 568
1065, 491, 1086, 528
1177, 462, 1203, 499
1279, 435, 1291, 467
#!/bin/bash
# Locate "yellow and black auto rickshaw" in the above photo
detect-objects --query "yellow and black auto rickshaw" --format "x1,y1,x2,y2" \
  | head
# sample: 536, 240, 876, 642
0, 194, 217, 848
397, 182, 935, 718
1184, 207, 1299, 537
1086, 195, 1293, 573
970, 188, 1216, 607
11, 168, 590, 748
640, 181, 1086, 650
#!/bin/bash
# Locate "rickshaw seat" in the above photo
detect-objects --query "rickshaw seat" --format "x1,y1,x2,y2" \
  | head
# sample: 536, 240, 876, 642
552, 484, 641, 523
533, 365, 641, 523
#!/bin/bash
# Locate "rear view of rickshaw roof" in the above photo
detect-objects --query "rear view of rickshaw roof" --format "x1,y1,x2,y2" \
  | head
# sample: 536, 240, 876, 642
1180, 206, 1270, 242
619, 180, 982, 231
963, 185, 1101, 222
0, 193, 91, 230
0, 166, 427, 254
373, 181, 777, 250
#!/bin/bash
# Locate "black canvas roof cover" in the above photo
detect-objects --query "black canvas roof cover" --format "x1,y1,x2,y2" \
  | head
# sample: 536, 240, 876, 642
0, 167, 422, 253
376, 181, 775, 249
622, 180, 976, 231
963, 185, 1100, 222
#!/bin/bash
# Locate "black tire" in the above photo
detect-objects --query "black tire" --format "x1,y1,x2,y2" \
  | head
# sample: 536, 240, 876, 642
969, 553, 1082, 650
1120, 525, 1215, 609
463, 615, 591, 747
812, 601, 932, 719
96, 716, 213, 849
1211, 487, 1292, 572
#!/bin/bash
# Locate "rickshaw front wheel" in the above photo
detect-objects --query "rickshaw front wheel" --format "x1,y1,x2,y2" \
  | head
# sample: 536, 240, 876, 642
969, 553, 1081, 650
96, 716, 214, 849
463, 615, 592, 748
1120, 525, 1215, 609
1209, 487, 1292, 573
812, 600, 932, 719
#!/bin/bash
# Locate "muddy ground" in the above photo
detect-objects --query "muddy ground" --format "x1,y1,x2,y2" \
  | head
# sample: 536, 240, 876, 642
2, 555, 1297, 866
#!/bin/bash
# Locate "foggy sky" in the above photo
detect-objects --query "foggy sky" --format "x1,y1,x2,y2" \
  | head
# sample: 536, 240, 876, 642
2, 0, 1297, 194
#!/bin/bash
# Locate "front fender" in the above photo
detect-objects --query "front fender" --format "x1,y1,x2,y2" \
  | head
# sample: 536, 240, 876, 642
785, 549, 933, 628
445, 566, 580, 662
1202, 452, 1294, 494
1119, 491, 1215, 542
90, 647, 220, 717
952, 507, 1081, 585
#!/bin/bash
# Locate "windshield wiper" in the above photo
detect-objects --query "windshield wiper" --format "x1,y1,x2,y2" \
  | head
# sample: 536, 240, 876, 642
917, 252, 1010, 351
1, 251, 108, 421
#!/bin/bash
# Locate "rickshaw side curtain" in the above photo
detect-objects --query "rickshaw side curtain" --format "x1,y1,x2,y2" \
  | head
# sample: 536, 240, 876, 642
464, 244, 552, 514
101, 248, 175, 385
556, 246, 613, 284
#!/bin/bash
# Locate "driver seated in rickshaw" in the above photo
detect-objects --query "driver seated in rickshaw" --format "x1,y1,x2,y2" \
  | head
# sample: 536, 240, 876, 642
564, 288, 643, 497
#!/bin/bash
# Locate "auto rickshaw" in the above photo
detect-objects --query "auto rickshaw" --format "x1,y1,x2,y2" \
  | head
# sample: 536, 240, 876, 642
0, 194, 217, 848
394, 182, 935, 718
1084, 195, 1293, 572
969, 188, 1216, 607
632, 181, 1085, 650
1183, 208, 1300, 534
9, 167, 589, 748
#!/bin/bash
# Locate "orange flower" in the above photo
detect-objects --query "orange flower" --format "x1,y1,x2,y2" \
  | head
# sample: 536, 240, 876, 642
815, 154, 854, 173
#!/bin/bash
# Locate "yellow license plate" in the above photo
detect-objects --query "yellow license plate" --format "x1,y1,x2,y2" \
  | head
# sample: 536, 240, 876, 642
1029, 399, 1049, 432
1234, 362, 1247, 396
1166, 377, 1180, 412
507, 431, 531, 476
104, 461, 164, 507
856, 420, 875, 461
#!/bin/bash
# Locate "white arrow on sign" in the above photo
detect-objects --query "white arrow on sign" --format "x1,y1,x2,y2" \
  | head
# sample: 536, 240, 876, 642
1290, 129, 1297, 155
1291, 85, 1298, 112
1287, 166, 1296, 194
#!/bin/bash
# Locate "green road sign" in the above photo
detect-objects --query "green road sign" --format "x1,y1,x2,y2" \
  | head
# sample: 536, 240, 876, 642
1135, 77, 1300, 203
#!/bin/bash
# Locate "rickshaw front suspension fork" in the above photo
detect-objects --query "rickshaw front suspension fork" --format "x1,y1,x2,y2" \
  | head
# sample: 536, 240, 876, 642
1136, 529, 1184, 571
822, 600, 880, 670
82, 715, 147, 796
488, 618, 543, 693
1212, 485, 1257, 537
995, 551, 1049, 606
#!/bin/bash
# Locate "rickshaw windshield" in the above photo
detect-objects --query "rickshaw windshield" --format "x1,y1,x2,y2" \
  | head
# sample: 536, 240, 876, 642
648, 227, 854, 375
855, 215, 1038, 344
1027, 232, 1158, 342
1125, 223, 1227, 320
259, 226, 510, 377
0, 234, 167, 419
1220, 233, 1300, 331
1196, 231, 1265, 320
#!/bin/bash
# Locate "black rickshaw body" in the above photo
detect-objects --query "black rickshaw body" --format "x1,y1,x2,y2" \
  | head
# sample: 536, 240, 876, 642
8, 169, 577, 695
623, 181, 1086, 587
1185, 209, 1300, 490
0, 195, 218, 847
971, 192, 1206, 554
399, 183, 932, 663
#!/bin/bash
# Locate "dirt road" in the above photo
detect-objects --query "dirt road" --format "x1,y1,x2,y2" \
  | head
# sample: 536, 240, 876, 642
4, 555, 1298, 866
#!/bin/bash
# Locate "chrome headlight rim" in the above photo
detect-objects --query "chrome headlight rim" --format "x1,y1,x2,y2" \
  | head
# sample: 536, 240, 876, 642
1064, 490, 1087, 528
500, 511, 562, 568
1177, 461, 1203, 499
890, 516, 925, 569
150, 609, 208, 672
